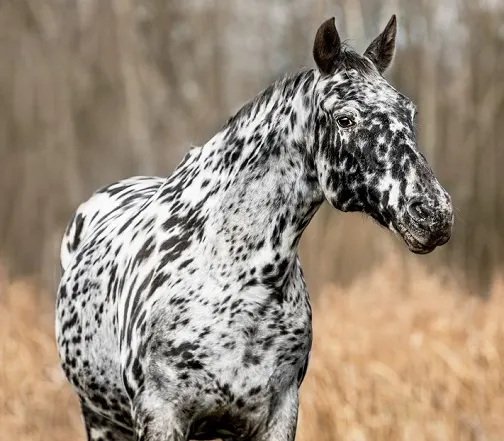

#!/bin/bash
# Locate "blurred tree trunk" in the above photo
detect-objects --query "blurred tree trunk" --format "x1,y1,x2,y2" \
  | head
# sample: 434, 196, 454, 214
417, 0, 437, 168
341, 0, 365, 45
210, 0, 227, 118
111, 0, 154, 175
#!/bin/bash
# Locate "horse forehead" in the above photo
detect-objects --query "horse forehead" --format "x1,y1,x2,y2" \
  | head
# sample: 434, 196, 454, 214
358, 89, 416, 126
356, 80, 410, 108
324, 76, 413, 114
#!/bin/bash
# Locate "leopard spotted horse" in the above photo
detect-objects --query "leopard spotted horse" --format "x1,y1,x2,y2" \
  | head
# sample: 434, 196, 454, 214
56, 15, 454, 441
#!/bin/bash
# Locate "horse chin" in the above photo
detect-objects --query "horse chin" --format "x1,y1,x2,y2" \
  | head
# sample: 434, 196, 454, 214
390, 220, 438, 255
404, 238, 437, 255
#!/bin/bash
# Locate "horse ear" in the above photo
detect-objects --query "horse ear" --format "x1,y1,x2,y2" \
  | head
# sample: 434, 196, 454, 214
313, 17, 342, 76
363, 15, 397, 74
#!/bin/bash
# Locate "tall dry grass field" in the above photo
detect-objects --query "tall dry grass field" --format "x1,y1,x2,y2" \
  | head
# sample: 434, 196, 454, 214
1, 256, 503, 441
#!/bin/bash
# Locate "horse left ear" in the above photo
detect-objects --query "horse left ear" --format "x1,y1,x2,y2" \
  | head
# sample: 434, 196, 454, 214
313, 17, 342, 76
363, 15, 397, 74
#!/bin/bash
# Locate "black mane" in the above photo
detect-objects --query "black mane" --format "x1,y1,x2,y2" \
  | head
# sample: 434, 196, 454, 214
338, 45, 377, 76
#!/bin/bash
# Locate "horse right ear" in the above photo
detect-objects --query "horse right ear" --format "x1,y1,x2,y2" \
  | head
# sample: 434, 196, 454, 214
313, 17, 342, 76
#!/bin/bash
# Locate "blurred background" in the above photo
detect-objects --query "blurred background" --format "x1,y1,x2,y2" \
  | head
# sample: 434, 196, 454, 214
1, 0, 504, 440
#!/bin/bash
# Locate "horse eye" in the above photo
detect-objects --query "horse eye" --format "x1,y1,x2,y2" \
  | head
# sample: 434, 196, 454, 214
336, 116, 355, 128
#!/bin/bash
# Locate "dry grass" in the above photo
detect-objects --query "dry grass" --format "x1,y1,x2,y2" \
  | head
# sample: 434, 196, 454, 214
1, 256, 503, 441
0, 278, 83, 441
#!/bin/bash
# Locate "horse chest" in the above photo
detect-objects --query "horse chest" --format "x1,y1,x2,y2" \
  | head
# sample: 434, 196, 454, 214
139, 268, 312, 393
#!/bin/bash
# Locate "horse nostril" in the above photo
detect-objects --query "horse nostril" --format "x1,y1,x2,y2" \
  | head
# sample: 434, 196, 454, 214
407, 198, 432, 223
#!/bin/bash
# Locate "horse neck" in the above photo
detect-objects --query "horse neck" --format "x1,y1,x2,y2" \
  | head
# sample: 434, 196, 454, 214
191, 69, 324, 271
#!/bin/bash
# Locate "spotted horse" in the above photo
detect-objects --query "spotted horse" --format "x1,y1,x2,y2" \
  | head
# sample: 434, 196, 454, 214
56, 15, 454, 441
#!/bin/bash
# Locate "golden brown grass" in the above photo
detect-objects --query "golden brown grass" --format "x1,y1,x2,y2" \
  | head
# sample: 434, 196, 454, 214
1, 256, 503, 441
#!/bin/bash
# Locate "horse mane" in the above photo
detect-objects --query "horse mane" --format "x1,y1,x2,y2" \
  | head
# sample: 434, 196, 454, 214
221, 68, 314, 130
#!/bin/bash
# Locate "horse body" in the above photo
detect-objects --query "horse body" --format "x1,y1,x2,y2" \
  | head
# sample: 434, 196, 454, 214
57, 76, 317, 439
56, 15, 453, 441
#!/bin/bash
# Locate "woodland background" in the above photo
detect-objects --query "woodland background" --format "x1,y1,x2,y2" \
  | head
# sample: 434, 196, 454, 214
1, 0, 504, 440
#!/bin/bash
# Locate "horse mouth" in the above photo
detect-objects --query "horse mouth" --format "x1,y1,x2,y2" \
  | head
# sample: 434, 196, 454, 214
391, 220, 450, 255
